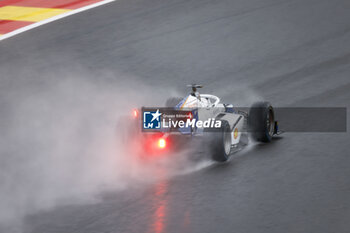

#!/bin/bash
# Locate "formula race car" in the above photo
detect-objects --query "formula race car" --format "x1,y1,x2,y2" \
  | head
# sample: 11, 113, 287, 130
119, 85, 279, 162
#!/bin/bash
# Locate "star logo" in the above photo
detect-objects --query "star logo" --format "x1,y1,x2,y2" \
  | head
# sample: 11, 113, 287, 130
143, 109, 162, 129
151, 109, 161, 122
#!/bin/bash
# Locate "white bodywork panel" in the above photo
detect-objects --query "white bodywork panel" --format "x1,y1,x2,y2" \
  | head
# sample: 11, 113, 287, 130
180, 93, 245, 146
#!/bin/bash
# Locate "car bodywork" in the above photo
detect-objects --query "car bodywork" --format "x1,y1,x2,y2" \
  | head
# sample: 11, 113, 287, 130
122, 85, 279, 161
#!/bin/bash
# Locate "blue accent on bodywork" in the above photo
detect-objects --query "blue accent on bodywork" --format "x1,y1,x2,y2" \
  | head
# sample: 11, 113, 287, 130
175, 94, 190, 109
224, 104, 235, 113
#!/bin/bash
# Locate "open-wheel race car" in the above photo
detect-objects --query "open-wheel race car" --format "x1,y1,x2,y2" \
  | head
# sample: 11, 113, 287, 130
119, 85, 280, 162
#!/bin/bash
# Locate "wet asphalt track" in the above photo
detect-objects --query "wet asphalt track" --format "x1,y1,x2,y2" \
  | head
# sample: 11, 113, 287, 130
1, 0, 350, 232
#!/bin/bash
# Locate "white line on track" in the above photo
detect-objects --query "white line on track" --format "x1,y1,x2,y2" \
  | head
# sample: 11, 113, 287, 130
0, 0, 115, 41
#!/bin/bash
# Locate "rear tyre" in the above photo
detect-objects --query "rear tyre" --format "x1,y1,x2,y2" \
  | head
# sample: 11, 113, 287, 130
210, 120, 232, 162
248, 102, 275, 142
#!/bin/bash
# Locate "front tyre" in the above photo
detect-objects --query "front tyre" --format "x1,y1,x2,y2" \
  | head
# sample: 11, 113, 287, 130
248, 102, 275, 142
210, 120, 232, 162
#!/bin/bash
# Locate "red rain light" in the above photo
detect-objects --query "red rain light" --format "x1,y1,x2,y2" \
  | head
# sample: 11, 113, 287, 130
158, 138, 166, 149
133, 109, 138, 118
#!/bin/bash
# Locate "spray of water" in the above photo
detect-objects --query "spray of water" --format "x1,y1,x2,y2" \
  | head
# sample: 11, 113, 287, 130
0, 66, 263, 232
0, 68, 207, 232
